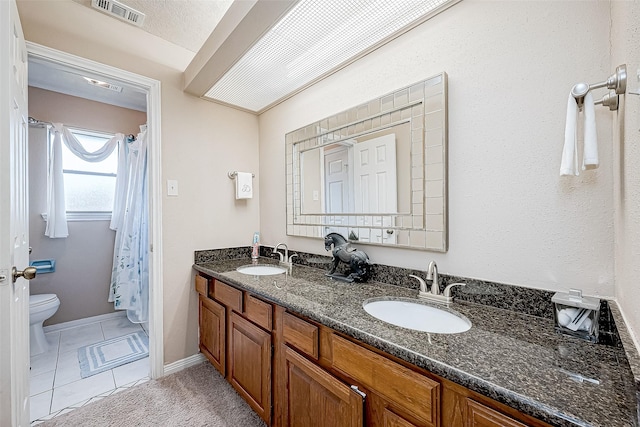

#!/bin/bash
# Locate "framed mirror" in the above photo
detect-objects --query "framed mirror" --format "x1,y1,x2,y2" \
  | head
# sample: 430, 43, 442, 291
286, 72, 448, 251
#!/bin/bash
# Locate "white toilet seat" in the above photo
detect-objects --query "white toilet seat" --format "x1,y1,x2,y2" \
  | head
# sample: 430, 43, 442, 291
30, 294, 58, 308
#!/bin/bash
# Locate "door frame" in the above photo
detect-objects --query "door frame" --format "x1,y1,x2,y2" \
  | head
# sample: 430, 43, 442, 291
26, 41, 165, 379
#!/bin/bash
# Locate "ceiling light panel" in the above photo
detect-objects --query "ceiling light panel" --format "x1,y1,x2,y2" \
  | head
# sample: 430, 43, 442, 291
204, 0, 452, 112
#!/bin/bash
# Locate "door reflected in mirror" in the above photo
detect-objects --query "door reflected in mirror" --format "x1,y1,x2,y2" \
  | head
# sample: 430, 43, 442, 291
286, 73, 448, 251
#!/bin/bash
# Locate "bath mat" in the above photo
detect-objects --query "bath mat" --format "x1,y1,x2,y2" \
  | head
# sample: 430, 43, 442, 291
78, 331, 148, 378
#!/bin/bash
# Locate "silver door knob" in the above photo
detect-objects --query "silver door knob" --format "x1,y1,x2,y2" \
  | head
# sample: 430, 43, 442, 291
12, 266, 37, 283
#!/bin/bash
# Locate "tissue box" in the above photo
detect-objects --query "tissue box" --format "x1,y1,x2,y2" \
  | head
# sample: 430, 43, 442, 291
552, 289, 600, 343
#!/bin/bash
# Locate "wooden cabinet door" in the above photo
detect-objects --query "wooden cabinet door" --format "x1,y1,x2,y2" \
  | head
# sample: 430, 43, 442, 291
199, 294, 225, 375
229, 312, 272, 425
367, 392, 424, 427
383, 407, 421, 427
284, 346, 364, 427
466, 399, 528, 427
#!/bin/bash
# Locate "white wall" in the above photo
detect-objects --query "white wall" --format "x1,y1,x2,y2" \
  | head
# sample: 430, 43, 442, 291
17, 1, 261, 364
259, 1, 615, 297
612, 2, 640, 348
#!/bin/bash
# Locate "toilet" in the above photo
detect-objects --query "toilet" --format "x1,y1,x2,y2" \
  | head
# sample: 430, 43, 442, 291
29, 294, 60, 356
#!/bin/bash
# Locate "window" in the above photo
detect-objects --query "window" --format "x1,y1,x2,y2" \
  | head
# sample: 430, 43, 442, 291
61, 129, 118, 213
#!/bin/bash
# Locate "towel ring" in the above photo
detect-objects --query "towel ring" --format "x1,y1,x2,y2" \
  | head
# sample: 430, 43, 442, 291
571, 64, 627, 111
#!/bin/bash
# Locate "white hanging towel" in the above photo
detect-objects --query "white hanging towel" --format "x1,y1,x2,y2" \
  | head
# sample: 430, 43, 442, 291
560, 91, 599, 176
235, 172, 253, 199
560, 92, 579, 176
582, 91, 598, 170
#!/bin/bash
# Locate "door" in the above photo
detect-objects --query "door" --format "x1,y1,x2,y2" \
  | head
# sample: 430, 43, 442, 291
324, 146, 352, 238
229, 312, 272, 425
199, 294, 225, 375
284, 346, 364, 427
0, 0, 32, 425
353, 134, 398, 244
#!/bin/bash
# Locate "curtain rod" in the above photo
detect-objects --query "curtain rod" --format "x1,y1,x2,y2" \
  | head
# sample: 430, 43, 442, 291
29, 117, 110, 135
28, 117, 143, 141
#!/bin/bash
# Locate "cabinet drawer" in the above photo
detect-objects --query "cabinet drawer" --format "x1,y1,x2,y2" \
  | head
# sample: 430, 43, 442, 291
195, 275, 208, 296
466, 399, 528, 427
330, 334, 440, 427
283, 312, 319, 359
244, 294, 273, 331
214, 280, 242, 312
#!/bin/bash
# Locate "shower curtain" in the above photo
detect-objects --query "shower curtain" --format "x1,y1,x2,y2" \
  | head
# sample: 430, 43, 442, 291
109, 127, 149, 323
45, 122, 149, 323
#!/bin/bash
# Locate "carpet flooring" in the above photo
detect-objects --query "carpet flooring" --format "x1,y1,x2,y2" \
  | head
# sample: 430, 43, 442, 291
38, 362, 266, 427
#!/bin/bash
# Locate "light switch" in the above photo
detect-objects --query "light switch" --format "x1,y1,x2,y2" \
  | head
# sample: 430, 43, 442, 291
167, 180, 178, 196
313, 190, 319, 201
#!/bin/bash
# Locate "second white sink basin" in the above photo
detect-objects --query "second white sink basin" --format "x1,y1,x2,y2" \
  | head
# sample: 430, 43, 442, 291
363, 298, 471, 334
236, 264, 287, 276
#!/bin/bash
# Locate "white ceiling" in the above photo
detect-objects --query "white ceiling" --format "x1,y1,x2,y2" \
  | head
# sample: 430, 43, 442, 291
71, 0, 233, 53
24, 0, 458, 114
26, 0, 233, 113
29, 56, 148, 112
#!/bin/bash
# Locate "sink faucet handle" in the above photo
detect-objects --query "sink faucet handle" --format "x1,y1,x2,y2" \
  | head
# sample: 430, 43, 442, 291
288, 253, 297, 263
443, 282, 466, 298
409, 274, 428, 293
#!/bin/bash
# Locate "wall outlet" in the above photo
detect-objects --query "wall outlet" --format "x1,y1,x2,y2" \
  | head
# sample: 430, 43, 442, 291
167, 180, 178, 196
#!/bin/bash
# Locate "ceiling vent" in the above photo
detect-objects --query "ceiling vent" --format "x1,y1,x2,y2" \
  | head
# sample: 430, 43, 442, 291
91, 0, 145, 27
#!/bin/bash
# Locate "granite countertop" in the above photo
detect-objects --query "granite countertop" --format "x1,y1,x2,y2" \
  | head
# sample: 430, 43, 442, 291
193, 258, 638, 427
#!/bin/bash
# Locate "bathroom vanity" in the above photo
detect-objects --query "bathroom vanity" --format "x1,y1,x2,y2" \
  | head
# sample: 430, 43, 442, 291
193, 257, 638, 427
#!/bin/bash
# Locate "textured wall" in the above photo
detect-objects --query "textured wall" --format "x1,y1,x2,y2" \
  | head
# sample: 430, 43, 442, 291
28, 88, 146, 325
612, 1, 640, 349
259, 1, 615, 297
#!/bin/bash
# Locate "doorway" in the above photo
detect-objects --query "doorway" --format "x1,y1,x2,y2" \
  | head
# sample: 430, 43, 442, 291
25, 42, 164, 422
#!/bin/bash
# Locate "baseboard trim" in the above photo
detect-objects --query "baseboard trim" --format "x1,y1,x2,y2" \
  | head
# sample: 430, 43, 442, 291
43, 311, 127, 333
163, 353, 207, 376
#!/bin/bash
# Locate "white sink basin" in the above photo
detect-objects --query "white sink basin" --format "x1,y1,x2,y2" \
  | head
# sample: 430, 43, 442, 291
363, 298, 471, 334
236, 264, 287, 276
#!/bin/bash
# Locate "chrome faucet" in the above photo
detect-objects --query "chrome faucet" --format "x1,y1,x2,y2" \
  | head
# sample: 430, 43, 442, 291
273, 243, 288, 263
273, 243, 296, 271
426, 260, 439, 295
409, 260, 466, 304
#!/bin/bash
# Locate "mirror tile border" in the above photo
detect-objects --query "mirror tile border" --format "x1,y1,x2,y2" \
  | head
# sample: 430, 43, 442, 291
285, 73, 448, 252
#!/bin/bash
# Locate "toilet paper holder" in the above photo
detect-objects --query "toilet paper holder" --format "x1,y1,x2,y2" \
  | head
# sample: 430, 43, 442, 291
29, 259, 56, 274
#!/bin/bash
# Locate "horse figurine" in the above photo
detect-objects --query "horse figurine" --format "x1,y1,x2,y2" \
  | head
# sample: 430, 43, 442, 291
324, 232, 372, 283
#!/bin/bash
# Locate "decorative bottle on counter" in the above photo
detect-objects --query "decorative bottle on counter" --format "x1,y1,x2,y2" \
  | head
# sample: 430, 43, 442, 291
251, 231, 260, 262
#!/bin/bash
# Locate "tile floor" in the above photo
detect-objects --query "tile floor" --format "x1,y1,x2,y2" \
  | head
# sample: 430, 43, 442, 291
29, 316, 150, 425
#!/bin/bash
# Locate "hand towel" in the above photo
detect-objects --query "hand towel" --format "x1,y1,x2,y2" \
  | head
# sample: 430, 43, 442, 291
582, 91, 598, 170
560, 93, 579, 176
235, 172, 253, 199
